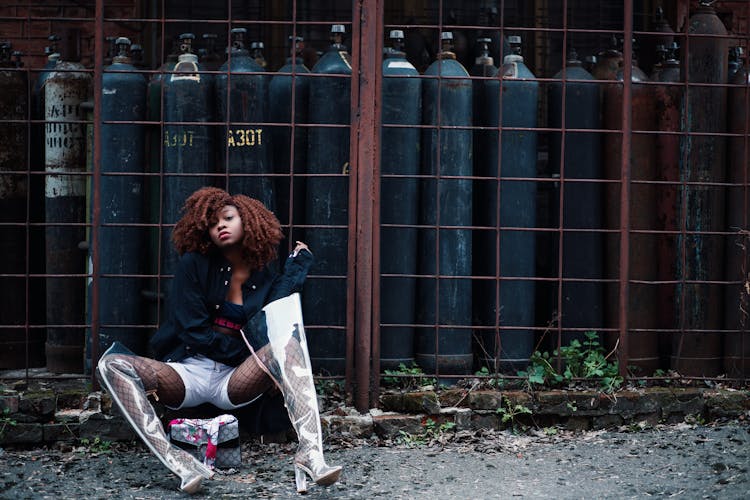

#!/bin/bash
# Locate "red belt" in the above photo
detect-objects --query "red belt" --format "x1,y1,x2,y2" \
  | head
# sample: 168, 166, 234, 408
214, 317, 243, 331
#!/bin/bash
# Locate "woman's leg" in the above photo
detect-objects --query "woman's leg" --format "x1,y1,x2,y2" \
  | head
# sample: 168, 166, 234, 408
119, 354, 186, 407
248, 296, 342, 493
97, 350, 213, 493
226, 349, 275, 406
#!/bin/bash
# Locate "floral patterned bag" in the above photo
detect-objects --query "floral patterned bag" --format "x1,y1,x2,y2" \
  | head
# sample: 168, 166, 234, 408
168, 414, 241, 469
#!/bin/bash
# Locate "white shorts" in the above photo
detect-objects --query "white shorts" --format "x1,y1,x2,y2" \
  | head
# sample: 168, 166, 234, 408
166, 354, 263, 410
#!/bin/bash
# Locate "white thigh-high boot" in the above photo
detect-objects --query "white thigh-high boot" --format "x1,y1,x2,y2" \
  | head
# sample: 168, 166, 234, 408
97, 347, 213, 493
246, 293, 342, 493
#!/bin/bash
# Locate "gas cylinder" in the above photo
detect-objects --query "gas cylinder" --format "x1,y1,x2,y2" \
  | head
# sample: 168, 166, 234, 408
671, 1, 728, 377
470, 36, 497, 366
727, 47, 743, 82
417, 32, 473, 377
639, 6, 676, 77
34, 37, 61, 108
380, 30, 422, 371
653, 43, 682, 366
33, 37, 61, 171
304, 24, 352, 375
583, 55, 597, 75
43, 44, 92, 373
649, 44, 669, 82
147, 39, 178, 179
90, 37, 148, 361
470, 37, 498, 172
269, 36, 310, 233
199, 33, 222, 72
129, 44, 146, 69
30, 38, 61, 298
471, 37, 497, 78
251, 41, 268, 70
548, 48, 603, 346
603, 46, 659, 375
147, 39, 178, 166
144, 39, 178, 330
593, 36, 623, 81
103, 36, 117, 67
0, 45, 40, 369
723, 52, 750, 378
215, 28, 274, 212
473, 35, 538, 373
161, 33, 215, 282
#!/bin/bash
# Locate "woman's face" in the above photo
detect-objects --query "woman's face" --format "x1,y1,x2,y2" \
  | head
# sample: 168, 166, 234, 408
209, 205, 245, 248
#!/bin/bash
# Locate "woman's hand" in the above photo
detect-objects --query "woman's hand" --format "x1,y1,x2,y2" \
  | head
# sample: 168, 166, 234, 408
292, 240, 310, 257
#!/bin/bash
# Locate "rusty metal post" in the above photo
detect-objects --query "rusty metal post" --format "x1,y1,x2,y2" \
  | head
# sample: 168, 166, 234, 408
349, 0, 383, 411
369, 0, 383, 407
90, 0, 103, 388
618, 0, 633, 377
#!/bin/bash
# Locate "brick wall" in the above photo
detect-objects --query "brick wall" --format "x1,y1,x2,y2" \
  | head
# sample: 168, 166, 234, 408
0, 0, 140, 72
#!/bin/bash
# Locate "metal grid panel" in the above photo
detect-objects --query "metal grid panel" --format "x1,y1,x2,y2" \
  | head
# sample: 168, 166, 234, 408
0, 0, 748, 411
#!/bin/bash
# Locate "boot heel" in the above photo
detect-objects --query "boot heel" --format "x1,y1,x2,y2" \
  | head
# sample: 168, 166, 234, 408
179, 474, 203, 494
294, 465, 308, 494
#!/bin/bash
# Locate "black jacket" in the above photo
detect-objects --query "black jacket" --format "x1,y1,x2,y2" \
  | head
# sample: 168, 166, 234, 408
150, 248, 313, 366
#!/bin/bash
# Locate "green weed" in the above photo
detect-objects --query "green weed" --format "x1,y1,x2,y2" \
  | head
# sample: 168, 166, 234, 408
79, 436, 112, 453
396, 418, 456, 447
0, 408, 17, 439
517, 331, 623, 393
383, 363, 437, 390
474, 366, 505, 388
497, 399, 532, 430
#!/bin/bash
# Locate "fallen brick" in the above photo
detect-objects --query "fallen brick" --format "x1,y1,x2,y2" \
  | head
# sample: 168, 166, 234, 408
322, 414, 373, 438
469, 390, 503, 410
439, 406, 472, 431
372, 413, 423, 439
378, 392, 404, 412
401, 391, 441, 415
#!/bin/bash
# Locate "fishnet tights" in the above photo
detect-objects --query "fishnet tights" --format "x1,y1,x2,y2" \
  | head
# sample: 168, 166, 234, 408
227, 346, 275, 405
113, 354, 186, 408
111, 352, 275, 408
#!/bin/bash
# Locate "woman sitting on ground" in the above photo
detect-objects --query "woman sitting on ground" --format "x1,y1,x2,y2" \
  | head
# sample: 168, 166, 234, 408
97, 186, 341, 494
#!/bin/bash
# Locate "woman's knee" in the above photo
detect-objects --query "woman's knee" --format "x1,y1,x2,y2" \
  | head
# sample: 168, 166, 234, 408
97, 353, 132, 375
227, 362, 272, 405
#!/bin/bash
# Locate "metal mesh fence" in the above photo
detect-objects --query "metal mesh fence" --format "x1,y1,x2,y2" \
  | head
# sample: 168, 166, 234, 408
0, 0, 748, 410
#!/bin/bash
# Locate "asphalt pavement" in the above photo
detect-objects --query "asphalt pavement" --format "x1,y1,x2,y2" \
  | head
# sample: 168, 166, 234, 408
1, 420, 749, 499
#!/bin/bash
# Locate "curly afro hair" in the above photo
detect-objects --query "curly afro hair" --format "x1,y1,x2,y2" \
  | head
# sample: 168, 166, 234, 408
171, 187, 283, 271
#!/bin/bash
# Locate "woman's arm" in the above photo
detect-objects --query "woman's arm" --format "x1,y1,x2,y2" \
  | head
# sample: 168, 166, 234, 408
266, 242, 314, 303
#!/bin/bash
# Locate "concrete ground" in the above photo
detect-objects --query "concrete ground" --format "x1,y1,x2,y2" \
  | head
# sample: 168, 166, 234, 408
2, 420, 749, 499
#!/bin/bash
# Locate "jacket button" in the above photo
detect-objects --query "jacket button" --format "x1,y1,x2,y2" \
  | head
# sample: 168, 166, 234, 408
228, 266, 231, 271
215, 304, 220, 310
252, 285, 256, 290
220, 267, 224, 272
224, 280, 228, 285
